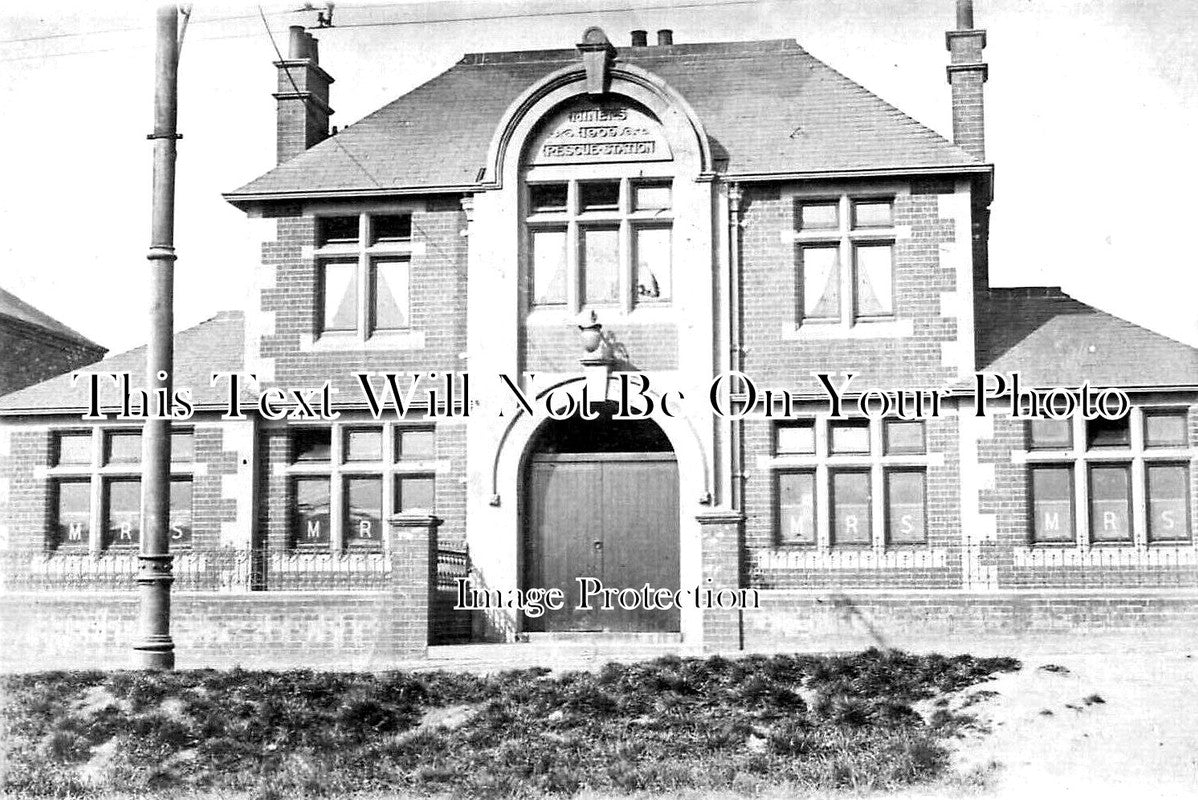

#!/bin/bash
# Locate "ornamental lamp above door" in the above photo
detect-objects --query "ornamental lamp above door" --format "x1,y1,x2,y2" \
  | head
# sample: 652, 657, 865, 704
578, 310, 615, 403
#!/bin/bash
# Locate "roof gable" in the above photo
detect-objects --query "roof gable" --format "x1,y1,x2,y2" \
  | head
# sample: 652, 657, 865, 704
976, 288, 1198, 388
228, 39, 981, 202
0, 311, 244, 413
0, 287, 104, 351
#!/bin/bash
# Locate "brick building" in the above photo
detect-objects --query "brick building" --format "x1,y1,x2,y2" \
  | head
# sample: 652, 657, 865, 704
2, 2, 1196, 668
0, 287, 106, 397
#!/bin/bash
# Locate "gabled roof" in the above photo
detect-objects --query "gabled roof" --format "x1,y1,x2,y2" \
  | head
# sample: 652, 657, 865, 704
976, 288, 1198, 389
0, 311, 244, 413
227, 39, 983, 204
0, 287, 104, 351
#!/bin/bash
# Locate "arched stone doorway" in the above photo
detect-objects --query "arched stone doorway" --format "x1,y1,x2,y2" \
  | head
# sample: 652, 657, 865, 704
522, 402, 680, 633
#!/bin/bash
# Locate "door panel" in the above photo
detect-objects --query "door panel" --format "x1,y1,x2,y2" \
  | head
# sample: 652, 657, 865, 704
526, 461, 603, 632
601, 460, 680, 632
525, 454, 679, 633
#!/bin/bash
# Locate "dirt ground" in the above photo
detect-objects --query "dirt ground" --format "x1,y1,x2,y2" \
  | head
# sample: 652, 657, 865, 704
421, 640, 1198, 798
929, 646, 1198, 799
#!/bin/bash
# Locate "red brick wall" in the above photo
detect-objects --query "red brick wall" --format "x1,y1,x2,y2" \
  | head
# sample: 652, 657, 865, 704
0, 592, 412, 671
0, 322, 105, 397
742, 590, 1198, 653
259, 428, 291, 550
523, 322, 678, 372
1, 428, 53, 550
437, 423, 467, 550
192, 426, 241, 549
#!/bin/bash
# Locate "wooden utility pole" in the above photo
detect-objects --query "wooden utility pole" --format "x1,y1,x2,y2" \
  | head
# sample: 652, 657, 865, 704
134, 4, 183, 670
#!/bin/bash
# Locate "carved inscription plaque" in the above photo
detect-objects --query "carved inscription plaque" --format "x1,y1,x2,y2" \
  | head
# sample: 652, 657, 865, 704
528, 102, 672, 165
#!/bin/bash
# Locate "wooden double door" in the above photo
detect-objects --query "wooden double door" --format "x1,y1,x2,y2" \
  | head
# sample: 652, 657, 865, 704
524, 452, 680, 633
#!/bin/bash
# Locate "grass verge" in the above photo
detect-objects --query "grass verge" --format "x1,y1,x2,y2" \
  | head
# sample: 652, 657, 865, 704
1, 648, 1019, 799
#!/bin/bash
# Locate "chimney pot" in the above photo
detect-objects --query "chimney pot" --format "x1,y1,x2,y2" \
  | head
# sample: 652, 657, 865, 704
275, 29, 333, 163
956, 0, 974, 29
945, 0, 986, 160
631, 29, 648, 47
288, 25, 307, 59
656, 29, 673, 46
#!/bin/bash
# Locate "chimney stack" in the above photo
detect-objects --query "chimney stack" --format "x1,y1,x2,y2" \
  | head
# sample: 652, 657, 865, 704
631, 29, 648, 47
656, 29, 673, 46
945, 0, 987, 160
274, 25, 334, 164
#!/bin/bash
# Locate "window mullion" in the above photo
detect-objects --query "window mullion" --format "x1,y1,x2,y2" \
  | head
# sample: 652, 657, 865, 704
1075, 456, 1090, 548
89, 472, 103, 555
839, 195, 852, 327
620, 218, 631, 313
1130, 407, 1148, 545
358, 251, 369, 340
567, 181, 580, 313
331, 428, 344, 551
815, 421, 830, 548
620, 178, 631, 313
871, 461, 884, 548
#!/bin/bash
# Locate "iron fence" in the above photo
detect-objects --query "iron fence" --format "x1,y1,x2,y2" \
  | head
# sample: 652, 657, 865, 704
436, 548, 470, 591
0, 547, 473, 593
748, 541, 1198, 591
1, 542, 1194, 593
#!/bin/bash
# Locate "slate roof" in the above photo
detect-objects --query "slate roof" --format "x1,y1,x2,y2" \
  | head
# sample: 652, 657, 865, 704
227, 39, 983, 203
0, 287, 104, 351
0, 311, 244, 413
975, 288, 1198, 389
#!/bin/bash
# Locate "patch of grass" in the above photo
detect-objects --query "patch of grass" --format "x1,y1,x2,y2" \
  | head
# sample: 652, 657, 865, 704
1037, 663, 1070, 674
1, 649, 1019, 799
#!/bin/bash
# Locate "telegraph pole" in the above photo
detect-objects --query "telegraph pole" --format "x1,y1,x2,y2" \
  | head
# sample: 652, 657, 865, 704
134, 4, 184, 670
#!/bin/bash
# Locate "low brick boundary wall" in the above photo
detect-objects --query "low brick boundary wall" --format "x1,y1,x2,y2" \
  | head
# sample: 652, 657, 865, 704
742, 590, 1198, 653
0, 592, 421, 672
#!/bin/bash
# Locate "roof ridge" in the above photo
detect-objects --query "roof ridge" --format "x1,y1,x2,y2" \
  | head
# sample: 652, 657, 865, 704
458, 38, 801, 65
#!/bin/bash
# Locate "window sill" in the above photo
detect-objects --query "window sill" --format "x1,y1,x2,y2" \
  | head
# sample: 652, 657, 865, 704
783, 318, 914, 341
301, 330, 426, 352
523, 306, 677, 325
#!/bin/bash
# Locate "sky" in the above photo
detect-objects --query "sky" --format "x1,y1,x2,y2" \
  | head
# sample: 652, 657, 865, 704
2, 0, 1197, 355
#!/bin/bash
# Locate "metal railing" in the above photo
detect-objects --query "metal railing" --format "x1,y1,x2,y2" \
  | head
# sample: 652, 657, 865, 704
748, 541, 1198, 591
0, 547, 469, 593
436, 547, 470, 591
1, 542, 1193, 593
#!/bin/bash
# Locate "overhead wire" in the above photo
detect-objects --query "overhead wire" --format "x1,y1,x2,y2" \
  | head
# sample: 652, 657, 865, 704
0, 0, 766, 61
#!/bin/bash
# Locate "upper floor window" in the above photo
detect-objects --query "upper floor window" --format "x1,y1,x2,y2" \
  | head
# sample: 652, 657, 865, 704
795, 196, 895, 325
316, 212, 413, 339
525, 178, 673, 312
